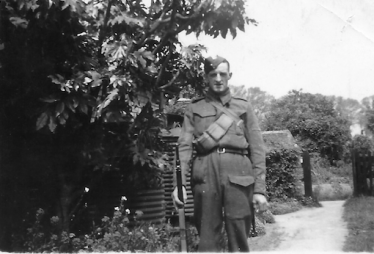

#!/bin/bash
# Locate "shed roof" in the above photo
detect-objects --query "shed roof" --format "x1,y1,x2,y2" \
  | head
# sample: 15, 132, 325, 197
262, 130, 300, 153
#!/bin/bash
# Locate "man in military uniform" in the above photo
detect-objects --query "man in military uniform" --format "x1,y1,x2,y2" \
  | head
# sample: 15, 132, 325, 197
172, 55, 268, 252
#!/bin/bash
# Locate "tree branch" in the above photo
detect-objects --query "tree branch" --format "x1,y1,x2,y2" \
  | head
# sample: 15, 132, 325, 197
152, 34, 170, 55
97, 0, 114, 59
155, 44, 172, 88
159, 70, 180, 90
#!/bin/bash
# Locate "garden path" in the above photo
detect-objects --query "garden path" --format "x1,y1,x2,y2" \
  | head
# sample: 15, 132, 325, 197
248, 200, 348, 253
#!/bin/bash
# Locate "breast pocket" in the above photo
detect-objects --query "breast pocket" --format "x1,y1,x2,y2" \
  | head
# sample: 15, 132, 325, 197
235, 110, 246, 136
193, 106, 217, 135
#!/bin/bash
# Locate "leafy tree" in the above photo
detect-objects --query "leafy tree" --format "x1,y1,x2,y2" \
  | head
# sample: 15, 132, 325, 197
330, 96, 364, 126
263, 90, 351, 164
246, 87, 275, 127
361, 95, 374, 137
229, 85, 274, 126
0, 0, 255, 250
352, 135, 374, 154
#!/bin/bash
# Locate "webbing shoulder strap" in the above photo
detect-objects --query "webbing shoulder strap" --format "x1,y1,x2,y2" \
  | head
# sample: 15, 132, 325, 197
209, 100, 241, 123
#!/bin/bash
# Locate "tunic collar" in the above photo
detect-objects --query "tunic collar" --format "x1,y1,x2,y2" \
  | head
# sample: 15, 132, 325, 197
206, 88, 232, 106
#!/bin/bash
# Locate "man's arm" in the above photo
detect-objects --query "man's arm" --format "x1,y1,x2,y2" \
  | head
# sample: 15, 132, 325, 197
244, 102, 268, 211
244, 103, 266, 196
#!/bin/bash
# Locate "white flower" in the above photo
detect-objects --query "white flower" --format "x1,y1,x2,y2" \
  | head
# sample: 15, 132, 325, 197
84, 187, 89, 193
114, 207, 120, 211
121, 196, 127, 201
125, 209, 130, 214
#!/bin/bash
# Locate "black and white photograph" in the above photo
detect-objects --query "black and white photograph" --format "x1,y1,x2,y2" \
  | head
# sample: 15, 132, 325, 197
1, 0, 373, 252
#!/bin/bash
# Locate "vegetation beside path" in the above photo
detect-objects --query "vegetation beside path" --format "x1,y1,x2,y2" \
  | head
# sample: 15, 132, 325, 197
343, 196, 374, 252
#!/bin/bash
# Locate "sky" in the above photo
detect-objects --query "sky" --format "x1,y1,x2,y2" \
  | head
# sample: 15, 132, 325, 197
180, 0, 374, 102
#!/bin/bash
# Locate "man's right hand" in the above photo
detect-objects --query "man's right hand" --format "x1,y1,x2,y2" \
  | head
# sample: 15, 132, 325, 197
172, 186, 187, 209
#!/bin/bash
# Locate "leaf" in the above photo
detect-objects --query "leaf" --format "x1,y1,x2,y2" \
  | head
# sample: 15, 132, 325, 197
65, 99, 75, 112
49, 74, 65, 85
55, 102, 65, 117
138, 55, 146, 68
79, 102, 88, 114
213, 0, 223, 10
89, 71, 102, 87
220, 27, 228, 39
108, 13, 145, 27
61, 0, 77, 12
141, 50, 154, 60
36, 112, 49, 130
147, 64, 157, 74
9, 17, 28, 28
0, 44, 4, 50
58, 115, 67, 125
48, 116, 57, 133
41, 95, 59, 103
72, 97, 79, 108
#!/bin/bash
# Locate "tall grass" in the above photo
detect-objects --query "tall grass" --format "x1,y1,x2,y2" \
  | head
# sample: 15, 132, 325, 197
343, 196, 374, 252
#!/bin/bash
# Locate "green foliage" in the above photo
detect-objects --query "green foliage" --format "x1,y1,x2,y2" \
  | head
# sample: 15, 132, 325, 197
229, 85, 275, 126
1, 0, 255, 241
352, 134, 374, 153
313, 183, 352, 201
256, 210, 275, 224
298, 196, 322, 207
269, 200, 302, 215
266, 148, 300, 201
19, 202, 189, 252
264, 90, 351, 163
361, 95, 374, 136
330, 96, 364, 127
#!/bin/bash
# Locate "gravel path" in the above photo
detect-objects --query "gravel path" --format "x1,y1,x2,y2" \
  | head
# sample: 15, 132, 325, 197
248, 200, 348, 252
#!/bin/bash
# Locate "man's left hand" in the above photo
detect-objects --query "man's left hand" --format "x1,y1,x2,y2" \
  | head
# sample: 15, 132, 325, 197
253, 194, 268, 212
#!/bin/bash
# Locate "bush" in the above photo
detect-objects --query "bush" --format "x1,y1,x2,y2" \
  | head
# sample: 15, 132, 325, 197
256, 210, 275, 224
313, 183, 352, 201
18, 198, 203, 252
352, 134, 374, 153
310, 154, 352, 185
266, 148, 300, 201
268, 200, 302, 215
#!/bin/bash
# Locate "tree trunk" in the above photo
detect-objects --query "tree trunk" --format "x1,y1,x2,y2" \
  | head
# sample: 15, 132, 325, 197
59, 175, 74, 233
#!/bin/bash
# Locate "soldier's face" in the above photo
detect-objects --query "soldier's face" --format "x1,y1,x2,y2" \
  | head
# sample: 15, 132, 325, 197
206, 62, 232, 94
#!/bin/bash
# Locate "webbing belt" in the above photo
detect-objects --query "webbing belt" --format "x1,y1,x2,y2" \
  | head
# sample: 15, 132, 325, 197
196, 147, 248, 156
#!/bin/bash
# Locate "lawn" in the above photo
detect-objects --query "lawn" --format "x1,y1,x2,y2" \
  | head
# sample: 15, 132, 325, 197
343, 196, 374, 252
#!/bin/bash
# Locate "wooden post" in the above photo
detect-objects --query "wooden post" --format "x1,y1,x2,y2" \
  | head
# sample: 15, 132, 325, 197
370, 152, 373, 196
302, 151, 313, 197
351, 149, 358, 197
363, 153, 370, 195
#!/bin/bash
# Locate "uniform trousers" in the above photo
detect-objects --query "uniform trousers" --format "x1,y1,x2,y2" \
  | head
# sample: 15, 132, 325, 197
191, 151, 255, 252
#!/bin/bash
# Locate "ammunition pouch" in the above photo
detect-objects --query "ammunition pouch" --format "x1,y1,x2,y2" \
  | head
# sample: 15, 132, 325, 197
194, 114, 233, 153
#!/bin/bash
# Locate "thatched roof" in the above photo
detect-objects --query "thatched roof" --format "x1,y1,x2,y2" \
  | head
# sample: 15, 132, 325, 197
262, 130, 301, 153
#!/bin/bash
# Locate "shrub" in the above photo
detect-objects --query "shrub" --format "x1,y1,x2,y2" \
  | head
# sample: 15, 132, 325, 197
256, 210, 275, 224
266, 148, 300, 201
313, 183, 352, 201
268, 200, 302, 215
18, 198, 203, 252
298, 196, 322, 208
352, 134, 374, 153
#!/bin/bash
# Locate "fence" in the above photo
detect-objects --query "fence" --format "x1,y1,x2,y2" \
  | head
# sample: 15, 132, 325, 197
352, 149, 374, 196
160, 132, 194, 220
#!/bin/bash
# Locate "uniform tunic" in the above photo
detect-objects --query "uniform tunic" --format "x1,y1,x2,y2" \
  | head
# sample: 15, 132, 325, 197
177, 88, 266, 252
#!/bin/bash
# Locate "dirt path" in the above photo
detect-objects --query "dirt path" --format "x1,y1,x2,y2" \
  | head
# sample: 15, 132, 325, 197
248, 200, 348, 252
